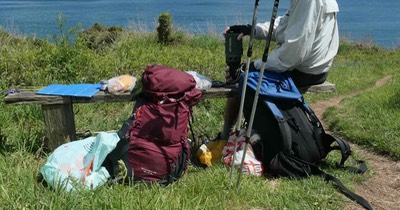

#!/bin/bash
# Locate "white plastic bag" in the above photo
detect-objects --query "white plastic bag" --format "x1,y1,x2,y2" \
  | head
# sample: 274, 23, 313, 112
222, 129, 264, 176
186, 71, 212, 91
40, 132, 120, 191
224, 150, 264, 176
107, 75, 137, 94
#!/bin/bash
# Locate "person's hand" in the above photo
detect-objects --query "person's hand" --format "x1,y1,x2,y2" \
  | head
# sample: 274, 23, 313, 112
224, 24, 252, 40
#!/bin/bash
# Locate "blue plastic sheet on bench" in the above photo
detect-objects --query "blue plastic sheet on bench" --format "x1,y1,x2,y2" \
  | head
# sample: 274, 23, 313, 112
36, 84, 100, 98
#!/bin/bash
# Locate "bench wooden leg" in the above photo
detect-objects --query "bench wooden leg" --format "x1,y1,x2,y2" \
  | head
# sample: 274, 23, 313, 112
42, 103, 76, 151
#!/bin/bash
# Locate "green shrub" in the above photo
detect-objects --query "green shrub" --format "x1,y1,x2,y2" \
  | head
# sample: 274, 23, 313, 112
79, 23, 125, 50
156, 12, 172, 44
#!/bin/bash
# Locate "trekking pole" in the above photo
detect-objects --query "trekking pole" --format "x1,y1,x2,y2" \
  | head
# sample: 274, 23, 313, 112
229, 0, 261, 185
236, 0, 280, 188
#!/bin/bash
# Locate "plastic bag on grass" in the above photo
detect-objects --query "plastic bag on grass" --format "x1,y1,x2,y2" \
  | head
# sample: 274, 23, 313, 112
222, 129, 264, 176
40, 132, 120, 191
224, 150, 264, 176
196, 139, 227, 167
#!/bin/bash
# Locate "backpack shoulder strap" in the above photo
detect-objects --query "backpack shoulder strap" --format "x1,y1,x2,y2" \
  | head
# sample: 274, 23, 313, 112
303, 101, 367, 174
265, 99, 293, 155
326, 134, 368, 174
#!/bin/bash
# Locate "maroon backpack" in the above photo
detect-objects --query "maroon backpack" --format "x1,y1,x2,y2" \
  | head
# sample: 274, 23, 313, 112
126, 64, 202, 185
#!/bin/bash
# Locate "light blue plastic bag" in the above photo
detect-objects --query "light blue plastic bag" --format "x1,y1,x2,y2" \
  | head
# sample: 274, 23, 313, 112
40, 132, 120, 191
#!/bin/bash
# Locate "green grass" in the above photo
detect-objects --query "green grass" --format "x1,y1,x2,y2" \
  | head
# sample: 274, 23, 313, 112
319, 42, 400, 161
325, 76, 400, 160
1, 153, 361, 210
0, 23, 399, 209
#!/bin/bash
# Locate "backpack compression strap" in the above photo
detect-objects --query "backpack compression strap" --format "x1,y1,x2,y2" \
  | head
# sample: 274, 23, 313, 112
326, 134, 367, 174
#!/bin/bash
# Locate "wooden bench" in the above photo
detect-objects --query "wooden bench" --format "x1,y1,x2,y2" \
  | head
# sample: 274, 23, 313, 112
3, 81, 335, 151
3, 87, 238, 151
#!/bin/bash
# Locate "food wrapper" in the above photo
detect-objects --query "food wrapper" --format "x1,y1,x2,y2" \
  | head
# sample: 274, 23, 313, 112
107, 75, 137, 94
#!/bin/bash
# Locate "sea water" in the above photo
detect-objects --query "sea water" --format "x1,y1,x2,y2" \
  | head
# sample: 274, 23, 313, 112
0, 0, 399, 48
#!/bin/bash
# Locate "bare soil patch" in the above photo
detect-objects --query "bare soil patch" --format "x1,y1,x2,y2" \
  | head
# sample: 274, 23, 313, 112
309, 76, 400, 210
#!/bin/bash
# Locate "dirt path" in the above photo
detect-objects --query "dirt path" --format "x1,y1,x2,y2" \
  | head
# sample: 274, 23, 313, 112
309, 76, 400, 210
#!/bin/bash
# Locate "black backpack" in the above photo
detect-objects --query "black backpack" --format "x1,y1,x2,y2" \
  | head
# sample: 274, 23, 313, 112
240, 71, 372, 210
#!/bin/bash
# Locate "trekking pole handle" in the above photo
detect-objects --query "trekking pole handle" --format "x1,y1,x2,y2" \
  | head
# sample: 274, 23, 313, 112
262, 0, 279, 63
246, 0, 260, 58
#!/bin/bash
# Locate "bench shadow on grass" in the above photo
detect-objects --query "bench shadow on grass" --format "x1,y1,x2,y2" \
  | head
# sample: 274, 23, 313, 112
0, 133, 11, 154
0, 132, 45, 156
389, 91, 400, 110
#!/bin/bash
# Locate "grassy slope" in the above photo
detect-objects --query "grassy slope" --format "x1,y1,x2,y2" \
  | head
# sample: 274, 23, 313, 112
321, 43, 400, 160
0, 28, 399, 209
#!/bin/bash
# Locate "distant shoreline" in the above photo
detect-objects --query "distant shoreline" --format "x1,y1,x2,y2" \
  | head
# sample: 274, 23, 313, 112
1, 0, 399, 49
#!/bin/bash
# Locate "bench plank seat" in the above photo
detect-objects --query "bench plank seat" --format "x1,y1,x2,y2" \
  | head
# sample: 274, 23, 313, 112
3, 87, 238, 151
3, 82, 334, 151
4, 87, 238, 105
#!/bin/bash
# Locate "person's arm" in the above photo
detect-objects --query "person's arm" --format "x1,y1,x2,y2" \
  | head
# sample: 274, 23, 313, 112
253, 16, 283, 41
256, 0, 320, 72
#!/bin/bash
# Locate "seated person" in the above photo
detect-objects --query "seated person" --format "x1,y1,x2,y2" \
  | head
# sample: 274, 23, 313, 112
221, 0, 339, 139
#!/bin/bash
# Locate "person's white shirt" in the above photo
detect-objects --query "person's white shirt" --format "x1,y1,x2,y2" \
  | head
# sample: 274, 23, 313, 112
253, 0, 339, 75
